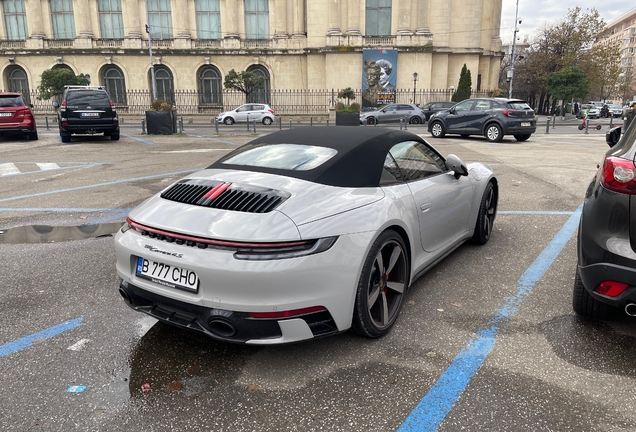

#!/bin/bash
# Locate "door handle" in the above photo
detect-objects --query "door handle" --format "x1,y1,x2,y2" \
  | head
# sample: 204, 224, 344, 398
420, 203, 432, 212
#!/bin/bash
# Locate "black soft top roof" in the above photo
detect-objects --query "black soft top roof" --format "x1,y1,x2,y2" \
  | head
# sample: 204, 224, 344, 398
208, 126, 431, 187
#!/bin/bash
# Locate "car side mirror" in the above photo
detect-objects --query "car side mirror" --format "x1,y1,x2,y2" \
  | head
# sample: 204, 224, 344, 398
381, 109, 386, 113
606, 126, 622, 148
29, 104, 34, 108
449, 108, 455, 114
52, 101, 59, 108
446, 154, 468, 179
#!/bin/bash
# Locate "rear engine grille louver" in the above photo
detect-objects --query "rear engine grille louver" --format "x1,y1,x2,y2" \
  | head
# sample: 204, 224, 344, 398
160, 180, 290, 213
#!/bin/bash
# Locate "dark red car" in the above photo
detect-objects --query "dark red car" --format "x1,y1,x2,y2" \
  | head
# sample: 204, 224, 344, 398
0, 92, 38, 140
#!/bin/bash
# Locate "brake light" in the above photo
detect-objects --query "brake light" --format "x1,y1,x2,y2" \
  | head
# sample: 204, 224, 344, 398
61, 100, 66, 107
501, 110, 510, 117
249, 306, 327, 319
14, 109, 24, 119
110, 100, 115, 108
601, 156, 636, 194
268, 109, 274, 114
595, 281, 629, 297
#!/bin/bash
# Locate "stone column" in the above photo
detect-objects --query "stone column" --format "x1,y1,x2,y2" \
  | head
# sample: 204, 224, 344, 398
397, 0, 412, 35
274, 0, 288, 39
74, 0, 94, 38
327, 0, 341, 35
25, 0, 45, 39
416, 0, 431, 35
172, 0, 191, 39
122, 0, 141, 48
292, 0, 305, 37
225, 0, 240, 38
346, 1, 360, 35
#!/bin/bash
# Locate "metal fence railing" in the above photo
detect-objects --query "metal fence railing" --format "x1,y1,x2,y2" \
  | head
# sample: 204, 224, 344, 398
19, 88, 491, 116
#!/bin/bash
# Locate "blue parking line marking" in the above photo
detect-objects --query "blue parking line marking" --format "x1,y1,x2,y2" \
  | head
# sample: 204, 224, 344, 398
398, 206, 582, 432
122, 134, 154, 145
0, 317, 83, 357
0, 169, 197, 204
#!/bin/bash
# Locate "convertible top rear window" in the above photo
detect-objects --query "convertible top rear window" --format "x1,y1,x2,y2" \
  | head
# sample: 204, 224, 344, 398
221, 143, 337, 171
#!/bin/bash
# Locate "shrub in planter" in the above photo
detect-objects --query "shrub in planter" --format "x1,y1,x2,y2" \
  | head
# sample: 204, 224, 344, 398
146, 99, 177, 134
335, 87, 360, 126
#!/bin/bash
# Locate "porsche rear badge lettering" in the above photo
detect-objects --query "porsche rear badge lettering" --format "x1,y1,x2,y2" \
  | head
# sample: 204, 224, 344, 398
144, 244, 183, 258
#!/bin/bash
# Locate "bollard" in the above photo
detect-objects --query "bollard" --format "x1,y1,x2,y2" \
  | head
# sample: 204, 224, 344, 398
327, 119, 330, 127
215, 118, 219, 134
178, 117, 184, 133
310, 117, 313, 127
400, 118, 403, 130
545, 117, 550, 134
610, 116, 613, 128
253, 120, 256, 133
552, 114, 556, 129
404, 117, 408, 130
141, 119, 146, 134
246, 115, 250, 131
45, 116, 50, 131
289, 118, 292, 129
188, 117, 193, 124
279, 116, 282, 130
120, 117, 124, 124
585, 119, 589, 134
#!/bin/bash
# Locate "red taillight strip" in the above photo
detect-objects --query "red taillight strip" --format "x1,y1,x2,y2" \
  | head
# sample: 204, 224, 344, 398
601, 157, 636, 195
249, 306, 327, 319
202, 182, 231, 200
126, 217, 308, 248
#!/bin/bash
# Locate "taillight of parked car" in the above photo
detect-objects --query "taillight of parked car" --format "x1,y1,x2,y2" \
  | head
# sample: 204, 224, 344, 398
268, 109, 274, 114
601, 156, 636, 194
595, 280, 629, 297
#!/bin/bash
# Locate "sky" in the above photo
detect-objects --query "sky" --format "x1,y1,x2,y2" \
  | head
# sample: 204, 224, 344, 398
500, 1, 636, 45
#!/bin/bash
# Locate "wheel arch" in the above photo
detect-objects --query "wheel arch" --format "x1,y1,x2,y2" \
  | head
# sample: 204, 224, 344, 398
379, 224, 413, 287
482, 119, 504, 136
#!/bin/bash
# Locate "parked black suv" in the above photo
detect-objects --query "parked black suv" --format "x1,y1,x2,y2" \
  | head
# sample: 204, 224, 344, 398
53, 86, 119, 143
573, 122, 636, 319
427, 98, 536, 142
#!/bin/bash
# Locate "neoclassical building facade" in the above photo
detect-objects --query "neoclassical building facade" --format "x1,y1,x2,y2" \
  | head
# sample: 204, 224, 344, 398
0, 0, 503, 107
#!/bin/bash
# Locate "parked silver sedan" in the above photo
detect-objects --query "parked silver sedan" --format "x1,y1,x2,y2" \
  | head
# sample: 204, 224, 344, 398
360, 103, 425, 125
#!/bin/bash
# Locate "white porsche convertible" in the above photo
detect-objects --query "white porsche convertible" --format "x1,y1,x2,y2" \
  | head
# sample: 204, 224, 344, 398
115, 127, 498, 344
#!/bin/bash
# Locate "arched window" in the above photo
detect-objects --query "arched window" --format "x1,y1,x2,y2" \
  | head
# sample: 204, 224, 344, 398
150, 65, 174, 103
52, 63, 73, 72
101, 65, 127, 105
246, 65, 270, 104
198, 65, 222, 105
6, 65, 30, 104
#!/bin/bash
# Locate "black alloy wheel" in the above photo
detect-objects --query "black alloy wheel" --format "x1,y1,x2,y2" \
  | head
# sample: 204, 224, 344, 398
352, 230, 409, 338
410, 116, 421, 124
472, 182, 497, 245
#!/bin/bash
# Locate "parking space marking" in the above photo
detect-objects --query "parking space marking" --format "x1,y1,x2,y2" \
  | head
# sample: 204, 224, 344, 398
0, 162, 111, 177
0, 169, 198, 204
122, 134, 154, 145
0, 317, 83, 357
398, 206, 582, 432
187, 134, 239, 146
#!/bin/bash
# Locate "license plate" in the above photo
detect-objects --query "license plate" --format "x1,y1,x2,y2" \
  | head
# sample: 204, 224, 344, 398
0, 112, 12, 117
521, 122, 531, 127
80, 112, 100, 117
135, 256, 199, 293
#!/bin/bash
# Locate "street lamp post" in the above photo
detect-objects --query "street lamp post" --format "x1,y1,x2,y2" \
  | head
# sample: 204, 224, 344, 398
412, 72, 419, 104
145, 0, 157, 102
508, 0, 521, 99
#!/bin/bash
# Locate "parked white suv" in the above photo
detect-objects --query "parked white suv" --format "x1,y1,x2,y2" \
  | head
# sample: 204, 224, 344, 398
216, 103, 275, 125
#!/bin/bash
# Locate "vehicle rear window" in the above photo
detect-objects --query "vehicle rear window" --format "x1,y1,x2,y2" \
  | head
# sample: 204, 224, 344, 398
221, 143, 337, 171
66, 91, 110, 106
0, 95, 25, 107
507, 101, 532, 110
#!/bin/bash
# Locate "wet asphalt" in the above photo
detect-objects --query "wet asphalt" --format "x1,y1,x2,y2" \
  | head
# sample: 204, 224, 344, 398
0, 120, 635, 431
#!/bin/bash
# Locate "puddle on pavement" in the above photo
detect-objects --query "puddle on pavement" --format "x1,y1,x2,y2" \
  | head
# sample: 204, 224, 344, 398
0, 222, 124, 244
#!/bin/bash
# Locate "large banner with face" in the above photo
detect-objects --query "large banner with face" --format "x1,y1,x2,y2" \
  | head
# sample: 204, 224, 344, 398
362, 49, 398, 110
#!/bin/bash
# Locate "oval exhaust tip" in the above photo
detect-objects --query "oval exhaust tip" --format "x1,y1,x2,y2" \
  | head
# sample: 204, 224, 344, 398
208, 319, 237, 338
625, 303, 636, 317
